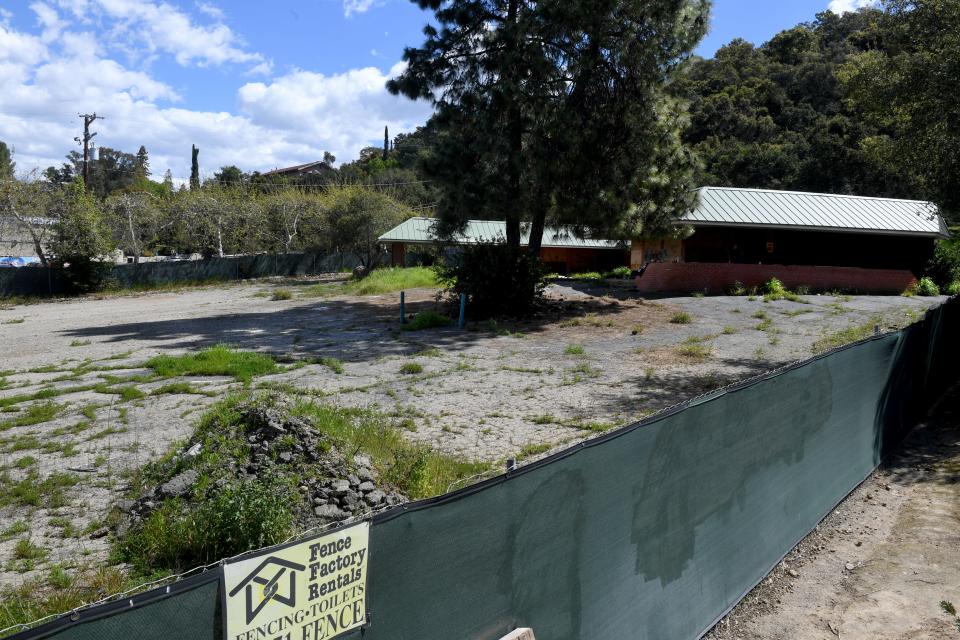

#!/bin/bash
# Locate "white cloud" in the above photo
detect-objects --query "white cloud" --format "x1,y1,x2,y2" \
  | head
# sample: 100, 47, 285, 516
0, 13, 432, 181
31, 2, 66, 42
195, 2, 223, 20
828, 0, 877, 14
56, 0, 263, 68
344, 0, 380, 18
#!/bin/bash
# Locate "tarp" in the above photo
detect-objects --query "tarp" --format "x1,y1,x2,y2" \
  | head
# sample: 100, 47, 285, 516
7, 297, 959, 640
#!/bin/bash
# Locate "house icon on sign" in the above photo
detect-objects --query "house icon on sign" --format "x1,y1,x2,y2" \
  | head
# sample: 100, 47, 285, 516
228, 557, 307, 624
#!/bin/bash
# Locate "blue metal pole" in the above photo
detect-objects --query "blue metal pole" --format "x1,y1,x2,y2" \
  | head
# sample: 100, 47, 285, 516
458, 293, 466, 329
400, 291, 406, 325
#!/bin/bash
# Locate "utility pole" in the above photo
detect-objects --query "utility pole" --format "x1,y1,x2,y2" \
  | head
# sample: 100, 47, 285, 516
74, 113, 103, 187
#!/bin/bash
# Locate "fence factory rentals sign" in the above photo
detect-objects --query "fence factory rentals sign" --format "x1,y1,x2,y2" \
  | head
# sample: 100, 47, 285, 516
222, 522, 370, 640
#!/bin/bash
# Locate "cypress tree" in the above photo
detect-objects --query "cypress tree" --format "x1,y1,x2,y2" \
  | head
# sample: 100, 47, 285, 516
0, 141, 15, 180
190, 145, 200, 190
383, 126, 389, 162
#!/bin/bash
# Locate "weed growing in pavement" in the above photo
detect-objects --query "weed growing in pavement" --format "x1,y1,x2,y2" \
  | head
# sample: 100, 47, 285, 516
69, 340, 91, 347
516, 442, 552, 461
670, 311, 692, 324
271, 288, 293, 301
0, 402, 62, 431
399, 362, 424, 375
564, 344, 585, 356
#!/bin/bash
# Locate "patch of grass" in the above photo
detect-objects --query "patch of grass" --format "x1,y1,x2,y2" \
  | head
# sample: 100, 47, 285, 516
721, 326, 737, 335
812, 317, 883, 353
0, 567, 132, 630
564, 344, 585, 356
14, 456, 37, 469
670, 312, 692, 324
303, 267, 439, 297
399, 362, 424, 375
570, 271, 604, 281
151, 382, 207, 396
69, 339, 91, 347
755, 319, 773, 331
146, 345, 279, 383
316, 357, 344, 375
631, 324, 643, 335
291, 399, 490, 500
0, 402, 63, 431
270, 288, 293, 301
781, 308, 814, 317
402, 310, 453, 331
752, 310, 768, 320
13, 538, 47, 561
0, 521, 28, 541
677, 341, 712, 361
941, 601, 957, 616
528, 414, 556, 425
516, 442, 552, 461
84, 426, 129, 441
1, 318, 25, 325
0, 472, 80, 508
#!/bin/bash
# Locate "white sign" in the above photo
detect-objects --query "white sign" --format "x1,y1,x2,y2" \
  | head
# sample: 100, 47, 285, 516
222, 522, 370, 640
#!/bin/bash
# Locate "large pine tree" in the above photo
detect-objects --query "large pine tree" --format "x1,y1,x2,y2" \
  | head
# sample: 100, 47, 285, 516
388, 0, 710, 252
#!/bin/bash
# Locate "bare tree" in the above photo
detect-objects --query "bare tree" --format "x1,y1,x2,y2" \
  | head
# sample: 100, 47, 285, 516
0, 174, 60, 266
105, 192, 159, 263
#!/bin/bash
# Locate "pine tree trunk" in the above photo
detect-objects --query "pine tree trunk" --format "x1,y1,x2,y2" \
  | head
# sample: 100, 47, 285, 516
504, 0, 522, 249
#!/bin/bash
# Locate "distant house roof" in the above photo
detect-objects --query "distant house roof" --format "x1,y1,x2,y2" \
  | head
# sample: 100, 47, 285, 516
261, 161, 332, 177
378, 217, 626, 250
682, 187, 949, 238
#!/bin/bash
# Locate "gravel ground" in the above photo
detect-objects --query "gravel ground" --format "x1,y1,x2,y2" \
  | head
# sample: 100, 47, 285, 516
0, 278, 946, 588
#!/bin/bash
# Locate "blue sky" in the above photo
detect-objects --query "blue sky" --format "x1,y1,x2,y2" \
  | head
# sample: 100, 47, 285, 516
0, 0, 872, 179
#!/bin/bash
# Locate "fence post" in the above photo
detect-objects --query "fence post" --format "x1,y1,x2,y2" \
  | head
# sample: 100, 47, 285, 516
400, 291, 406, 325
458, 293, 466, 329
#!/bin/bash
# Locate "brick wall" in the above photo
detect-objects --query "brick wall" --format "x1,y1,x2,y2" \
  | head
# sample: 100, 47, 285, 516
636, 262, 918, 294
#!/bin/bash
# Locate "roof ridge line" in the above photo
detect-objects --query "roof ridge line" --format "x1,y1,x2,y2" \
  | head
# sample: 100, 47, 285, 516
699, 186, 936, 206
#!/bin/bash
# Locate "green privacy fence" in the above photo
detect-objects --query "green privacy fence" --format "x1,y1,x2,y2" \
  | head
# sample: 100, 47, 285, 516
0, 252, 387, 296
8, 298, 960, 640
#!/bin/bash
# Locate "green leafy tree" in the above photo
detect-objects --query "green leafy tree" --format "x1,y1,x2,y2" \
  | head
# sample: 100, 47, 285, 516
0, 141, 14, 180
135, 145, 150, 180
213, 165, 246, 188
324, 186, 410, 267
388, 0, 709, 253
674, 9, 917, 198
50, 178, 114, 292
840, 0, 960, 219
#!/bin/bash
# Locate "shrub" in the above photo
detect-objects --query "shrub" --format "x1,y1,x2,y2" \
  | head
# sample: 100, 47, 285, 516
570, 271, 604, 281
50, 179, 114, 294
670, 312, 692, 324
948, 281, 960, 296
402, 310, 453, 331
271, 288, 293, 301
915, 276, 940, 296
728, 281, 747, 295
119, 475, 296, 573
605, 266, 633, 279
926, 238, 960, 288
435, 244, 545, 318
764, 278, 786, 296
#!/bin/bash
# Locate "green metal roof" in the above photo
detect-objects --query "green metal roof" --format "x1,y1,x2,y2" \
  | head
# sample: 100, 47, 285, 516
683, 187, 949, 238
378, 217, 626, 250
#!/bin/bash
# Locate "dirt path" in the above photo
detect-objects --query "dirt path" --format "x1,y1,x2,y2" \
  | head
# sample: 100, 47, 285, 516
706, 384, 960, 640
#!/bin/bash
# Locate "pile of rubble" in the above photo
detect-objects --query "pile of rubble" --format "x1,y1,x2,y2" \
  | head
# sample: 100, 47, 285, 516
116, 394, 406, 534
